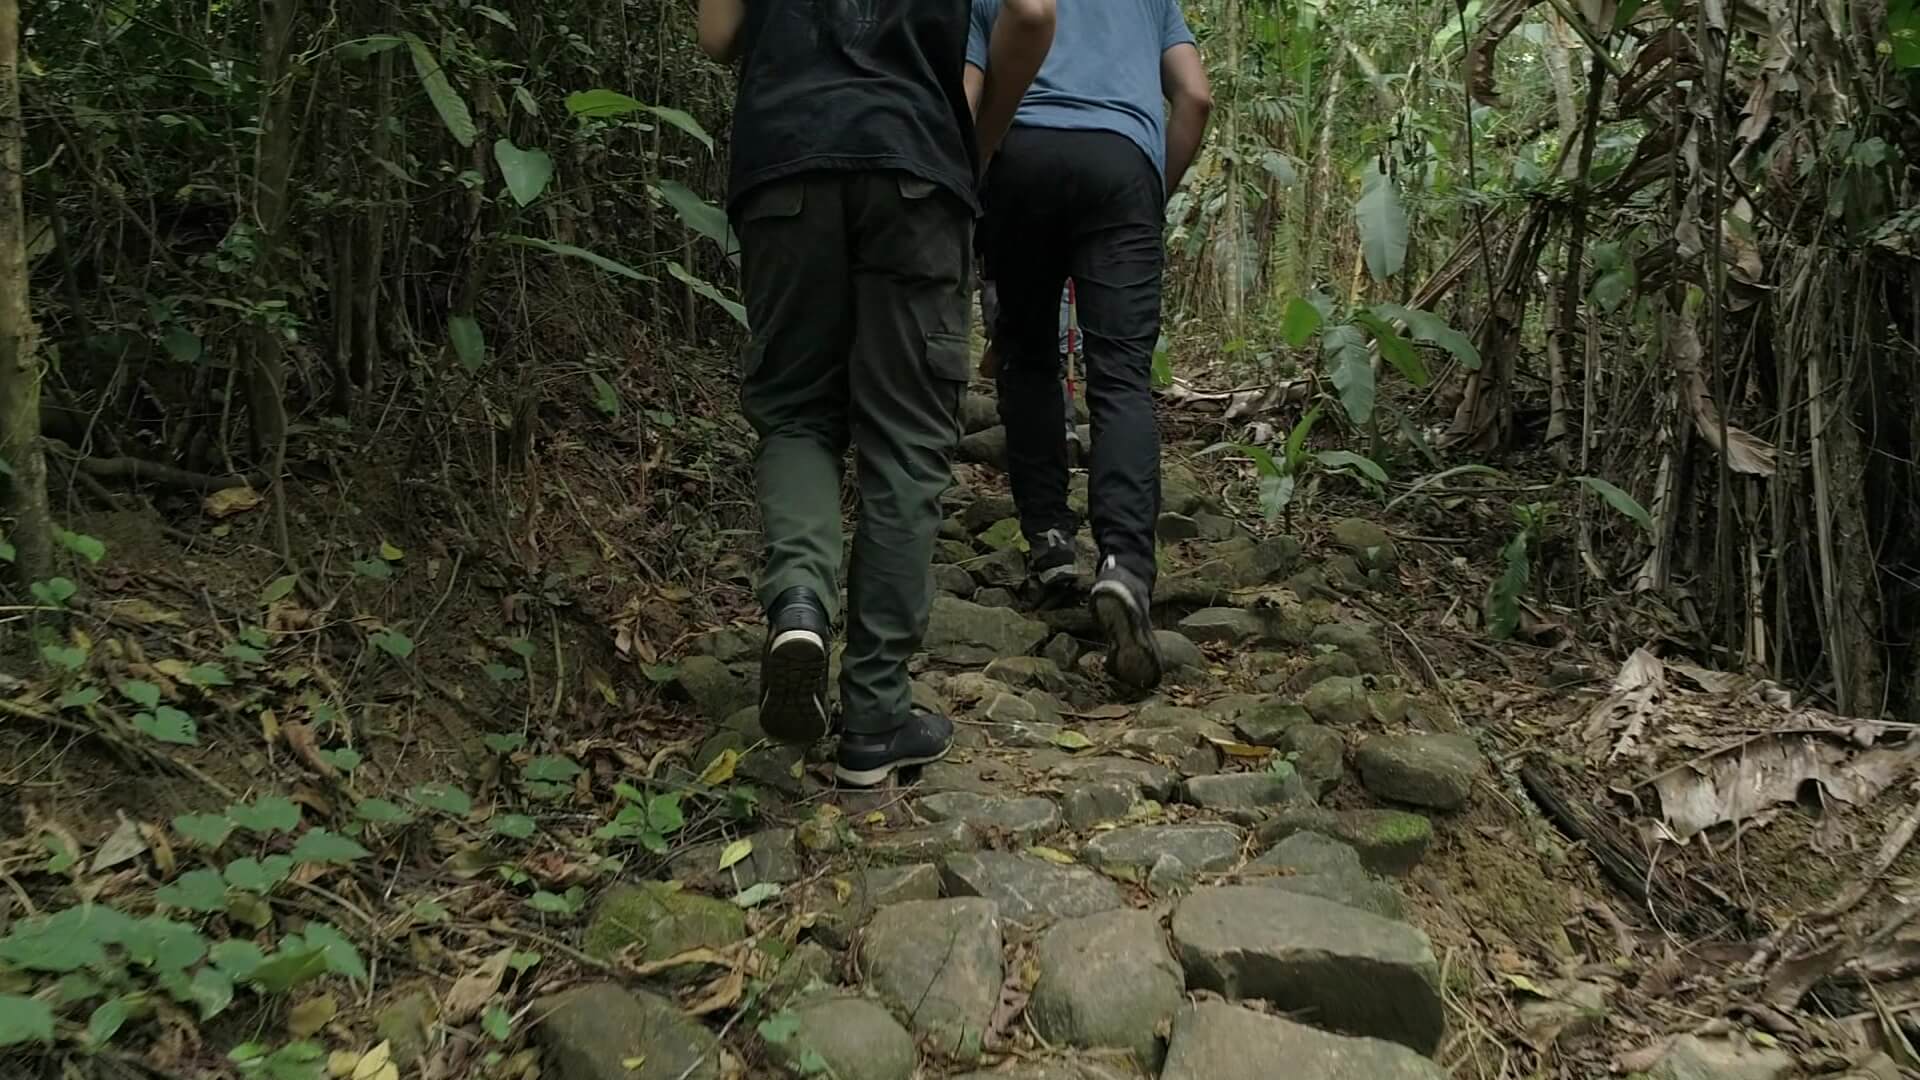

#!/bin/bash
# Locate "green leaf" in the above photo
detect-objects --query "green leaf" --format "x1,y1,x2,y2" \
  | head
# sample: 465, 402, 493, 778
57, 529, 107, 564
667, 261, 749, 329
522, 755, 583, 782
509, 950, 542, 973
403, 31, 476, 147
187, 966, 234, 1020
124, 916, 206, 973
59, 686, 102, 710
565, 88, 647, 118
1150, 333, 1173, 389
978, 517, 1029, 553
300, 922, 368, 985
173, 813, 234, 848
210, 939, 267, 980
1281, 296, 1323, 347
758, 1010, 801, 1045
30, 576, 77, 607
290, 829, 371, 866
222, 643, 266, 665
1283, 406, 1323, 470
645, 104, 715, 151
86, 995, 134, 1047
223, 855, 294, 893
134, 707, 200, 746
589, 373, 622, 418
646, 793, 685, 835
351, 558, 393, 580
156, 869, 230, 913
339, 34, 405, 61
505, 235, 656, 282
1576, 476, 1655, 534
370, 629, 414, 660
1895, 0, 1920, 67
0, 995, 55, 1047
1372, 303, 1480, 370
0, 908, 116, 973
655, 180, 731, 250
1352, 311, 1428, 387
1356, 161, 1409, 282
483, 1003, 512, 1040
733, 882, 781, 908
41, 644, 86, 671
187, 663, 232, 687
317, 747, 361, 772
527, 888, 584, 915
492, 814, 537, 839
449, 314, 488, 372
355, 798, 416, 825
410, 783, 473, 817
260, 574, 300, 604
1486, 529, 1531, 641
1316, 450, 1390, 487
493, 138, 554, 206
1590, 265, 1637, 315
483, 662, 524, 683
484, 732, 527, 753
718, 838, 754, 870
640, 663, 678, 684
1324, 324, 1376, 424
0, 535, 13, 562
230, 796, 302, 835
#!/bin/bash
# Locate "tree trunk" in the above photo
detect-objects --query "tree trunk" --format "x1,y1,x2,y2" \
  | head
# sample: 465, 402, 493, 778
249, 0, 300, 559
0, 0, 52, 582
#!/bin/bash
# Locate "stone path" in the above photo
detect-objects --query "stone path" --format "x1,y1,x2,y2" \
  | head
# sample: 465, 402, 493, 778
538, 391, 1504, 1080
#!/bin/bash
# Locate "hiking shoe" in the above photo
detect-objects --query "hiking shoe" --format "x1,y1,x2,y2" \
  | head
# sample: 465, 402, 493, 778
835, 710, 955, 787
759, 586, 831, 745
1030, 528, 1078, 591
1089, 556, 1163, 690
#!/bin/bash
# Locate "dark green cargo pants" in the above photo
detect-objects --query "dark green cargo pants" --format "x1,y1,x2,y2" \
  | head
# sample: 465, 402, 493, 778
736, 171, 972, 736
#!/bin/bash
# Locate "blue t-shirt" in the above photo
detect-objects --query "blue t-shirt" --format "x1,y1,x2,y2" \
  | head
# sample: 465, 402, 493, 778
967, 0, 1197, 186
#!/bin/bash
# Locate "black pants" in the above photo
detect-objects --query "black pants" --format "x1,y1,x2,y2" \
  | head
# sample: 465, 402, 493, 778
981, 127, 1164, 587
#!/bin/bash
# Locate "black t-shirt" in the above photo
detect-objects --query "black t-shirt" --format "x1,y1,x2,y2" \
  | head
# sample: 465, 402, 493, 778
726, 0, 980, 213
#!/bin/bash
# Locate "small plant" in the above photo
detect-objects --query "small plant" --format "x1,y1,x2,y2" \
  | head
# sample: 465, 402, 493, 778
1207, 406, 1388, 525
1280, 292, 1479, 426
1485, 502, 1551, 640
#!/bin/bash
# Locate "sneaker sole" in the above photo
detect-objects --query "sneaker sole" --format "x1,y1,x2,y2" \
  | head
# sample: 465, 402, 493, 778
1090, 581, 1164, 690
759, 629, 829, 745
834, 743, 952, 788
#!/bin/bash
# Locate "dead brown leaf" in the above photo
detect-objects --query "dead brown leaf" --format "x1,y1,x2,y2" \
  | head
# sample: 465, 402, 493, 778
1641, 732, 1920, 843
281, 722, 340, 780
443, 947, 513, 1026
203, 485, 265, 519
685, 967, 744, 1016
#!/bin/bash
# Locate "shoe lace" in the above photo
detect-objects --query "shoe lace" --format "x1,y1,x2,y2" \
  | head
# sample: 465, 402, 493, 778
1043, 528, 1071, 553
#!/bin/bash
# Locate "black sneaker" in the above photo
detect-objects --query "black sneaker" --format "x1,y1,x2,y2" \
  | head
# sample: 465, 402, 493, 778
835, 710, 954, 787
759, 586, 831, 745
1089, 556, 1163, 690
1030, 528, 1078, 592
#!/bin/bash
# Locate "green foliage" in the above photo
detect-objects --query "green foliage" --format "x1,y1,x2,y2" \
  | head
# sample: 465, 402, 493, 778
1151, 333, 1174, 388
668, 261, 749, 328
1892, 0, 1920, 68
1281, 296, 1322, 347
155, 869, 230, 914
404, 32, 476, 147
1486, 504, 1551, 641
493, 139, 555, 206
134, 707, 199, 746
1355, 161, 1408, 281
506, 236, 655, 282
56, 529, 107, 565
0, 995, 55, 1048
173, 813, 235, 849
31, 577, 77, 607
230, 797, 302, 836
289, 830, 371, 866
1324, 324, 1374, 424
409, 783, 474, 817
1576, 477, 1654, 534
369, 629, 414, 660
449, 315, 488, 372
597, 786, 686, 853
589, 373, 622, 418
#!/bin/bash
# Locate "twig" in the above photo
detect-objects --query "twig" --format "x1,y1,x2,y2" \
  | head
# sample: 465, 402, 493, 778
0, 697, 235, 799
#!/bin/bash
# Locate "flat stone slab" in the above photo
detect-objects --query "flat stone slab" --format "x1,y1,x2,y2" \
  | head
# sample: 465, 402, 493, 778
1284, 725, 1347, 797
583, 882, 746, 978
1161, 1001, 1444, 1080
1231, 701, 1313, 747
1136, 705, 1234, 740
1051, 757, 1178, 801
917, 792, 1063, 841
1083, 824, 1244, 875
863, 819, 980, 861
535, 983, 719, 1080
983, 656, 1070, 693
1355, 734, 1487, 810
860, 898, 1004, 1060
668, 828, 803, 893
1182, 770, 1314, 811
1156, 630, 1207, 671
1256, 807, 1434, 876
768, 996, 917, 1080
1650, 1034, 1797, 1080
808, 863, 943, 949
1177, 608, 1266, 646
1303, 676, 1371, 726
1172, 886, 1443, 1053
1061, 780, 1141, 829
925, 596, 1047, 665
1247, 834, 1404, 920
941, 851, 1126, 926
1030, 909, 1185, 1070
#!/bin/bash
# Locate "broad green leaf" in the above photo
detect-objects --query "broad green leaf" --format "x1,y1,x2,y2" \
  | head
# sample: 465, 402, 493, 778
1372, 303, 1480, 370
186, 663, 232, 687
644, 105, 714, 151
718, 838, 753, 870
1260, 149, 1298, 186
474, 5, 517, 29
667, 261, 749, 328
484, 732, 527, 753
1576, 476, 1655, 534
759, 1011, 801, 1045
187, 966, 234, 1020
40, 644, 86, 671
124, 916, 205, 973
410, 783, 473, 817
522, 755, 582, 782
1151, 333, 1173, 388
290, 829, 371, 865
1280, 296, 1323, 347
0, 908, 113, 973
403, 32, 476, 147
339, 34, 404, 61
173, 813, 234, 848
733, 882, 781, 908
492, 814, 537, 839
351, 558, 393, 580
506, 235, 655, 281
86, 995, 133, 1047
222, 643, 265, 664
30, 576, 77, 606
565, 88, 646, 118
1353, 311, 1427, 387
483, 662, 524, 683
978, 517, 1029, 553
1283, 406, 1323, 470
0, 535, 13, 562
209, 939, 267, 980
134, 707, 199, 746
317, 747, 361, 772
247, 948, 329, 994
1894, 0, 1920, 68
370, 629, 414, 660
57, 529, 107, 564
655, 180, 730, 249
1486, 529, 1531, 641
509, 950, 541, 973
1049, 729, 1094, 750
59, 686, 102, 710
493, 138, 554, 206
647, 794, 686, 834
156, 869, 230, 913
1316, 450, 1390, 486
1590, 266, 1637, 314
230, 796, 301, 835
589, 373, 622, 418
355, 798, 415, 825
1355, 161, 1408, 282
1324, 324, 1376, 424
484, 1002, 512, 1040
0, 995, 54, 1047
527, 888, 584, 915
300, 922, 368, 985
449, 314, 487, 372
223, 855, 294, 893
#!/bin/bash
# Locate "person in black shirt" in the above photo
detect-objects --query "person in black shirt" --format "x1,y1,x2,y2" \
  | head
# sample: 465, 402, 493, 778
698, 0, 1054, 787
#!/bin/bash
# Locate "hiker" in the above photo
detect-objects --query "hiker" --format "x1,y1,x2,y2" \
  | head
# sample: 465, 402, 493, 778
965, 0, 1213, 689
979, 278, 1084, 483
697, 0, 1054, 786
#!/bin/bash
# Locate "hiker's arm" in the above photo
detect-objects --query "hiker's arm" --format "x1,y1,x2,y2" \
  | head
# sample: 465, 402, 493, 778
1162, 42, 1212, 202
697, 0, 746, 62
973, 0, 1055, 161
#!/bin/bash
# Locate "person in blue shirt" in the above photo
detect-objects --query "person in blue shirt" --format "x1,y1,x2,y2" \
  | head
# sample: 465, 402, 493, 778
966, 0, 1212, 690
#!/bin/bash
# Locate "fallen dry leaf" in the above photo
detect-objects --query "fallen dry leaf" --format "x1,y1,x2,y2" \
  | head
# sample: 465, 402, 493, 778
203, 485, 265, 519
91, 816, 148, 874
281, 722, 340, 780
288, 994, 338, 1037
685, 967, 744, 1016
445, 947, 513, 1025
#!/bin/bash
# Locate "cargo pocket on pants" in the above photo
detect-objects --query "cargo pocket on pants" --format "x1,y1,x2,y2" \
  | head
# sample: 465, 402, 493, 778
926, 332, 972, 433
